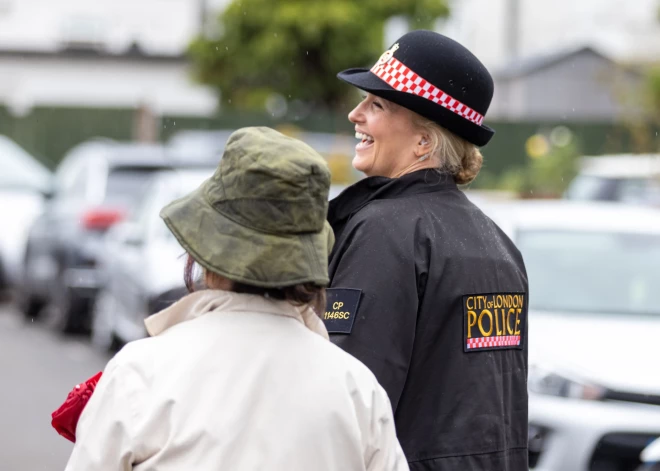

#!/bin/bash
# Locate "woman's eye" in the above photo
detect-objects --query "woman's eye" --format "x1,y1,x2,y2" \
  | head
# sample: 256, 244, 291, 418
373, 101, 383, 109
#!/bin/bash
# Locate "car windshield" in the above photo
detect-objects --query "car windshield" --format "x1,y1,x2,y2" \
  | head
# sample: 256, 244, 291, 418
104, 168, 163, 208
517, 230, 660, 315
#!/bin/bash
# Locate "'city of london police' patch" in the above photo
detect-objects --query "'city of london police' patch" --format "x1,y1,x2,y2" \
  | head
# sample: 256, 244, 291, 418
463, 293, 527, 352
323, 288, 362, 334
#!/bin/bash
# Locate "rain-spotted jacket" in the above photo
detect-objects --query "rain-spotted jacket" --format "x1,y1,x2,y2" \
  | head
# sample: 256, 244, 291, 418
326, 170, 529, 471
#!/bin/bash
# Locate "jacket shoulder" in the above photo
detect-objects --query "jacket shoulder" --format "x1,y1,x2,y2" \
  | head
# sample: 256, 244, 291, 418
305, 331, 385, 389
345, 197, 427, 236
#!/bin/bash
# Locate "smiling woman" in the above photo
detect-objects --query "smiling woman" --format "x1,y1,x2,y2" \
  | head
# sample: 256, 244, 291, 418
326, 30, 529, 471
348, 93, 483, 183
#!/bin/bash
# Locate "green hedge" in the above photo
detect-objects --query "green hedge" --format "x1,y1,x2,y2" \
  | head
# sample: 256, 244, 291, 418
1, 106, 657, 177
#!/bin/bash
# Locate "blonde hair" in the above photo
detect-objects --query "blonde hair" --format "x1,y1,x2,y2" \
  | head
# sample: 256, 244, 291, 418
412, 115, 484, 185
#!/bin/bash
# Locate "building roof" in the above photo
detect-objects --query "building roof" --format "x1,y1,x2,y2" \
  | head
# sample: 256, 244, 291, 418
495, 45, 614, 80
0, 43, 187, 63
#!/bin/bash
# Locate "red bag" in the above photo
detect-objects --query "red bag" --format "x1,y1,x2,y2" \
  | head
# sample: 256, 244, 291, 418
51, 371, 103, 443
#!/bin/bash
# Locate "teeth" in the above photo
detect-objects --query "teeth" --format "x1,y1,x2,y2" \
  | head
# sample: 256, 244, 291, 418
355, 132, 374, 142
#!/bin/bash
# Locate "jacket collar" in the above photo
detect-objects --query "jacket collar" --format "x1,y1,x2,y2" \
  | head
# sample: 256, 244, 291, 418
144, 289, 329, 340
328, 169, 456, 227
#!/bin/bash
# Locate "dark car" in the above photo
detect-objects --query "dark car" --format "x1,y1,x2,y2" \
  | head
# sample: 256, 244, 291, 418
18, 139, 194, 333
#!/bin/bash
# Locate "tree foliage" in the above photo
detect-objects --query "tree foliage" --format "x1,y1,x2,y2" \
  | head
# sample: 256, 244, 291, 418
188, 0, 448, 112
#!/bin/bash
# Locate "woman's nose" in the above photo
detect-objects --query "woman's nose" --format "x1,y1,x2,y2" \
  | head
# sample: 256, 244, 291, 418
348, 103, 364, 124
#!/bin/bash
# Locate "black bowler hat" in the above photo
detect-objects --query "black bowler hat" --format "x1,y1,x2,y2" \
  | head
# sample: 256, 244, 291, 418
338, 30, 495, 147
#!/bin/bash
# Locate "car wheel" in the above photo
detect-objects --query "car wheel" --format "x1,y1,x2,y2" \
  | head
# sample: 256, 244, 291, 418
18, 254, 46, 320
91, 290, 119, 351
17, 289, 46, 321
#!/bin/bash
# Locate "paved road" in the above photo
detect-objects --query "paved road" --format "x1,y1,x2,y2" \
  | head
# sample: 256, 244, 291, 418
0, 303, 110, 470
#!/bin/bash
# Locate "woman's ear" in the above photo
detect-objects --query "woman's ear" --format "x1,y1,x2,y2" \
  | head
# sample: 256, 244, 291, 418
414, 134, 433, 158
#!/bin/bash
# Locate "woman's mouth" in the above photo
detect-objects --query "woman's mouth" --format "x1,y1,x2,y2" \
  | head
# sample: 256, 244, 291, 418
355, 132, 374, 150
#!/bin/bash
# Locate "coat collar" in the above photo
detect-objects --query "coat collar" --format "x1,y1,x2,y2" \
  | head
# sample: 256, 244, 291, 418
328, 169, 456, 227
144, 289, 329, 340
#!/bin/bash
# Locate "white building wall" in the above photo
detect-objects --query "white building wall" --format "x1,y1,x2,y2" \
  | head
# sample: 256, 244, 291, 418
0, 0, 209, 55
0, 55, 218, 116
440, 0, 660, 69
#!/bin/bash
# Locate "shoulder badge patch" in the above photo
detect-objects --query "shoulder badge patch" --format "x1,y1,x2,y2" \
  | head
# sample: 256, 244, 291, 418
463, 293, 527, 352
323, 288, 362, 334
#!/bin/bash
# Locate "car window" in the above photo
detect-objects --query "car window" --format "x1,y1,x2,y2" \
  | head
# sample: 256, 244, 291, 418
103, 168, 162, 210
57, 159, 92, 200
129, 170, 212, 243
148, 171, 211, 242
616, 179, 660, 205
517, 230, 660, 315
565, 176, 619, 201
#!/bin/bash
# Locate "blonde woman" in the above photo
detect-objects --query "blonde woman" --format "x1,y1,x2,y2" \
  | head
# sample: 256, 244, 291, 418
325, 31, 529, 471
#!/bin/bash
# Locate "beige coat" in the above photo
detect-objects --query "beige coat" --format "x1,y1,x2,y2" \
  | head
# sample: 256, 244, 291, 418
66, 290, 408, 471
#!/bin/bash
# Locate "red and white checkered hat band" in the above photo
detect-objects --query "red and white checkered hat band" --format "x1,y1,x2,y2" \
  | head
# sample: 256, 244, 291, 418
371, 57, 484, 126
466, 335, 521, 349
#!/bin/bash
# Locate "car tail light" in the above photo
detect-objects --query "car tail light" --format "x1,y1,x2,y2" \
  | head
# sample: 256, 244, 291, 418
81, 207, 125, 231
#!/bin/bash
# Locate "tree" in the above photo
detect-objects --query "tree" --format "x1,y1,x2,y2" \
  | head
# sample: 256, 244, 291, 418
188, 0, 449, 112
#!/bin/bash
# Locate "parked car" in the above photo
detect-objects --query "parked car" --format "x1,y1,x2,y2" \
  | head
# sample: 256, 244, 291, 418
167, 129, 233, 162
484, 201, 660, 471
0, 135, 52, 292
565, 154, 660, 206
90, 168, 213, 350
18, 139, 195, 333
169, 128, 362, 186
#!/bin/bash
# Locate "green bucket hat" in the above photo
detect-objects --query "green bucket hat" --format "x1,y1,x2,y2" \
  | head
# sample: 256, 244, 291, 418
160, 127, 334, 288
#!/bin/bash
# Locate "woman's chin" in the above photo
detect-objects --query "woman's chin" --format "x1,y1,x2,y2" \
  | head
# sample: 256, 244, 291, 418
352, 153, 374, 175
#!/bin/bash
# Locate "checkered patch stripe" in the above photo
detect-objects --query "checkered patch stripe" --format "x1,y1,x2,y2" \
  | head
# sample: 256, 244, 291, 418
371, 57, 484, 126
466, 335, 521, 350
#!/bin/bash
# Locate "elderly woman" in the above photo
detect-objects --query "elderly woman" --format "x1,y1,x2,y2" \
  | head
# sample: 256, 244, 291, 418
64, 127, 408, 471
325, 31, 529, 471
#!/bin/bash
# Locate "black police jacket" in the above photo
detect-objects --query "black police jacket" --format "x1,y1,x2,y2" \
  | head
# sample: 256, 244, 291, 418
325, 170, 529, 471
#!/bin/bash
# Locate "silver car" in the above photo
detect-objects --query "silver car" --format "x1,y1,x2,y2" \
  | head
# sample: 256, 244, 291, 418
91, 168, 213, 350
485, 200, 660, 471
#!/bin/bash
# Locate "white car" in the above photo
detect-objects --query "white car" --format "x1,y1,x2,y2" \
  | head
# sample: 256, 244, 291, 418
565, 154, 660, 206
91, 168, 213, 349
0, 135, 51, 290
485, 200, 660, 471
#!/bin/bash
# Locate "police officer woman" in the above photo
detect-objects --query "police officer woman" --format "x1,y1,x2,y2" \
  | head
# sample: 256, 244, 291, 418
325, 31, 529, 470
65, 128, 408, 471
